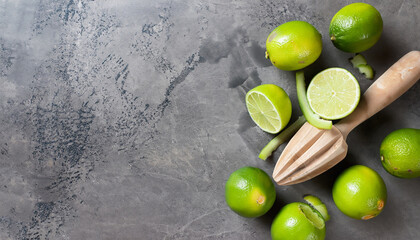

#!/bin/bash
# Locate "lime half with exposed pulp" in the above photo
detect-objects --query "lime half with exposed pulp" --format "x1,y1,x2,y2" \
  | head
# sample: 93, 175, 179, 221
246, 84, 292, 134
307, 68, 360, 120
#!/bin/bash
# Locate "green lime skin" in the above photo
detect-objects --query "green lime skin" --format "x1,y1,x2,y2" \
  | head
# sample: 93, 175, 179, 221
380, 128, 420, 178
329, 3, 383, 53
225, 167, 276, 218
266, 21, 322, 71
271, 202, 326, 240
332, 165, 387, 220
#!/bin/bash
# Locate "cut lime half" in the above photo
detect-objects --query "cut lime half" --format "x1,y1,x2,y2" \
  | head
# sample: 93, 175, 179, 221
307, 68, 360, 120
246, 84, 292, 134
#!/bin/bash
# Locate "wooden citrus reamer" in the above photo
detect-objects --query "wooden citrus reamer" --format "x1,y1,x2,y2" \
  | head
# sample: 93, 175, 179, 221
273, 51, 420, 185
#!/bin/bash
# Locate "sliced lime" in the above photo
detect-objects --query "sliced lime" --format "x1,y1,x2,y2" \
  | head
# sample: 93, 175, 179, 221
246, 84, 292, 134
304, 195, 330, 221
299, 203, 325, 229
307, 68, 360, 120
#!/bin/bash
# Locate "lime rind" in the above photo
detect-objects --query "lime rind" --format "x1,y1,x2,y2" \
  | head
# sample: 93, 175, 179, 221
357, 64, 375, 79
298, 203, 325, 229
349, 54, 375, 79
304, 195, 330, 221
307, 68, 360, 120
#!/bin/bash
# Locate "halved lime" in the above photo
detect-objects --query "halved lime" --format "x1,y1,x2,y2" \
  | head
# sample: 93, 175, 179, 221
307, 68, 360, 120
246, 84, 292, 134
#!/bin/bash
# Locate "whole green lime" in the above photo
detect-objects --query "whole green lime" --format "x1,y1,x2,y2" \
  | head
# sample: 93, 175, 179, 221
225, 167, 276, 218
266, 21, 322, 71
329, 3, 383, 53
380, 128, 420, 178
271, 202, 326, 240
332, 165, 387, 220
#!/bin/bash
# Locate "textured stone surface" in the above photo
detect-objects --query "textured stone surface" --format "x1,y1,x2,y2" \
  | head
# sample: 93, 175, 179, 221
0, 0, 419, 239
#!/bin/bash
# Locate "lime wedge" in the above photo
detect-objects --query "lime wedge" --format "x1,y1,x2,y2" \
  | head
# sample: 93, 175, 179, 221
304, 195, 330, 221
307, 68, 360, 120
246, 84, 292, 134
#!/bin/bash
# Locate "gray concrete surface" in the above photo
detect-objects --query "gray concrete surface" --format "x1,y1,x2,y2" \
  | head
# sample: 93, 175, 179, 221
0, 0, 419, 239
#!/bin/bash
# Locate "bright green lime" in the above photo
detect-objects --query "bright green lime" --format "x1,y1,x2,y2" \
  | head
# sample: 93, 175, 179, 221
225, 167, 276, 218
266, 21, 322, 71
332, 165, 387, 220
329, 3, 383, 53
271, 202, 326, 240
246, 84, 292, 134
307, 68, 360, 120
380, 128, 420, 178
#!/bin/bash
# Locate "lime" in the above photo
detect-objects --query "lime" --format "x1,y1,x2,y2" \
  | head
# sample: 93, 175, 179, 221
246, 84, 292, 134
304, 195, 330, 221
332, 165, 387, 220
271, 202, 326, 240
380, 128, 420, 178
225, 167, 276, 218
329, 3, 383, 53
266, 21, 322, 71
307, 68, 360, 120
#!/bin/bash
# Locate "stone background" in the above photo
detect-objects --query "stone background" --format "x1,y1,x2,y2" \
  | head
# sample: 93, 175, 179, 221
0, 0, 419, 239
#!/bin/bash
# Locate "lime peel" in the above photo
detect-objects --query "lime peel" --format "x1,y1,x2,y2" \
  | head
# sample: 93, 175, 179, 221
357, 64, 374, 79
303, 195, 330, 221
350, 54, 375, 79
349, 53, 368, 67
259, 116, 306, 160
296, 71, 332, 129
298, 204, 325, 229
